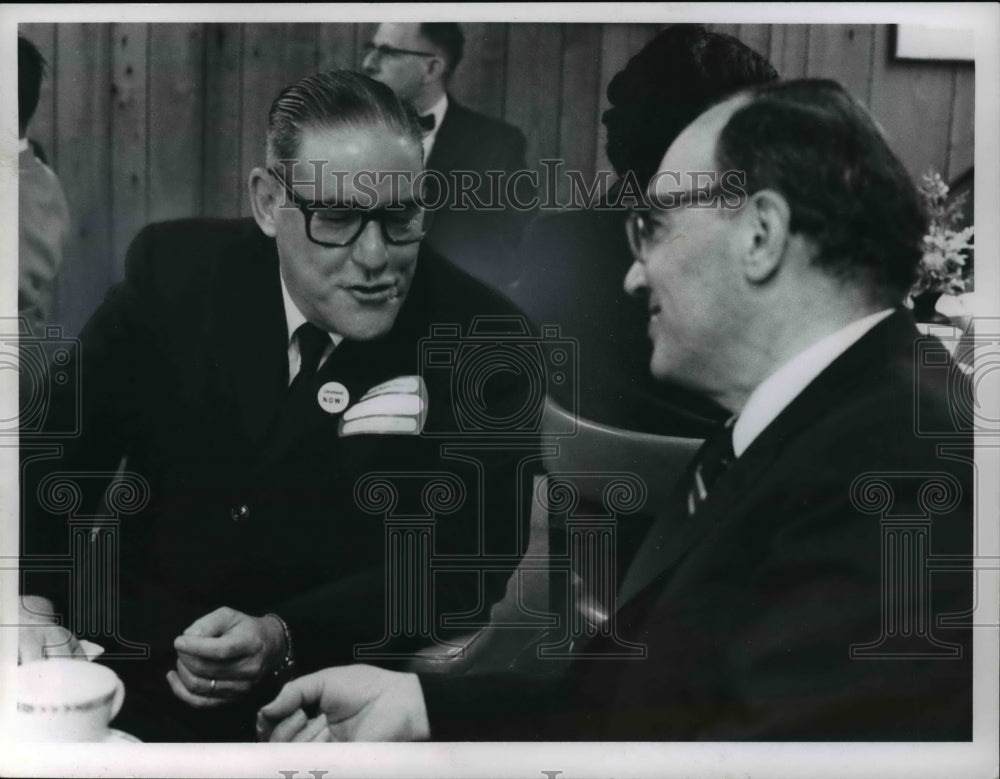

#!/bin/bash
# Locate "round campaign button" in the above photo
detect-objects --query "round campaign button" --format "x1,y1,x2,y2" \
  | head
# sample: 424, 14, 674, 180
317, 381, 350, 414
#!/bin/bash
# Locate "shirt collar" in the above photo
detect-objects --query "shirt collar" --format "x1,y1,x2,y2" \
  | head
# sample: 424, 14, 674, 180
279, 272, 342, 349
18, 137, 30, 153
421, 94, 449, 159
731, 308, 894, 457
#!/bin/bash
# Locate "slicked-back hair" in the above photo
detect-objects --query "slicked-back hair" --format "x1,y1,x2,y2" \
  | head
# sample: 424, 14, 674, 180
419, 23, 464, 78
19, 36, 47, 137
716, 78, 927, 303
603, 24, 778, 189
266, 70, 422, 167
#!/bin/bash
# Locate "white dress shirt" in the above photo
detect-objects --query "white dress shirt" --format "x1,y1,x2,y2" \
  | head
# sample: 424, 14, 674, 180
420, 94, 448, 161
731, 309, 895, 457
280, 274, 342, 385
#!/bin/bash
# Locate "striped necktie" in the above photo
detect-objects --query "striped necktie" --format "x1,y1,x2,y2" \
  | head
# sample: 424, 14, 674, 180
686, 414, 737, 516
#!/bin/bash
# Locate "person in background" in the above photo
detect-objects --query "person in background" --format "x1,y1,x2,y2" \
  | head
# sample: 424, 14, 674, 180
363, 22, 534, 293
18, 35, 71, 337
19, 70, 534, 742
258, 79, 972, 742
512, 24, 778, 438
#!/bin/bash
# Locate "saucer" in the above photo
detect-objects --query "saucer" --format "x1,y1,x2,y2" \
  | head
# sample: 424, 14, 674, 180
103, 728, 142, 743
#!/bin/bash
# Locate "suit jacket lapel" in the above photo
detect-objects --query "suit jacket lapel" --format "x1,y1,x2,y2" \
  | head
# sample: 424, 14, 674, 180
425, 97, 467, 174
614, 308, 916, 610
210, 228, 289, 448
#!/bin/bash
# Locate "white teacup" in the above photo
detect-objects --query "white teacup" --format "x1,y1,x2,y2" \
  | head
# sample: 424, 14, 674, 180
16, 659, 125, 742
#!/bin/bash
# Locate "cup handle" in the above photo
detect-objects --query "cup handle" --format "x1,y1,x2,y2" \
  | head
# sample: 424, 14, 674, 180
109, 678, 125, 722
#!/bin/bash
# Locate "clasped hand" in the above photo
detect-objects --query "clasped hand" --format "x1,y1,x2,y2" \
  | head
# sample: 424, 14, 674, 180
166, 606, 285, 709
256, 665, 430, 742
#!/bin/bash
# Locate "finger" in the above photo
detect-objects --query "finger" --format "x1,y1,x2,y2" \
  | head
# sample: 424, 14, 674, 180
258, 678, 312, 723
174, 633, 247, 663
292, 713, 330, 743
174, 659, 251, 699
267, 708, 310, 743
166, 669, 227, 710
181, 606, 238, 638
175, 648, 253, 681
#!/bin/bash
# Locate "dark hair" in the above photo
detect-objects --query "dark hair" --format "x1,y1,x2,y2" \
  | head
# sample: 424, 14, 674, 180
419, 23, 464, 77
602, 24, 778, 188
19, 35, 47, 138
266, 70, 421, 165
716, 79, 927, 302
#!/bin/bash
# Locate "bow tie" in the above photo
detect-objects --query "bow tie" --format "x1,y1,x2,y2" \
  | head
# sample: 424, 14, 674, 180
418, 113, 436, 133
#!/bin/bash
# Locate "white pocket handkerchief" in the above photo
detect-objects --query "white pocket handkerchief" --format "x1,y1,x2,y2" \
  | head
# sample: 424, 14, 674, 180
338, 375, 429, 437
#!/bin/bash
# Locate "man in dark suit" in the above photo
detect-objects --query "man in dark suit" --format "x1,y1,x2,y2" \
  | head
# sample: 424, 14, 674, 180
18, 71, 536, 741
257, 80, 974, 743
363, 23, 533, 292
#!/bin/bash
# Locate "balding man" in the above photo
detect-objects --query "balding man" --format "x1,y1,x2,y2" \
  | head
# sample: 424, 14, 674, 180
257, 79, 973, 742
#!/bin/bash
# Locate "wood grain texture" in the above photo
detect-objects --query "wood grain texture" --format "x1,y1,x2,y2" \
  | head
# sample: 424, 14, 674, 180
450, 22, 507, 118
806, 24, 875, 104
110, 23, 149, 280
148, 24, 204, 223
25, 22, 976, 335
202, 23, 243, 219
869, 25, 955, 180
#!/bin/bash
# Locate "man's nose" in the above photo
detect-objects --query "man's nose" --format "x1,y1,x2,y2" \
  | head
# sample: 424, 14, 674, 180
362, 51, 378, 74
623, 260, 647, 297
351, 220, 390, 274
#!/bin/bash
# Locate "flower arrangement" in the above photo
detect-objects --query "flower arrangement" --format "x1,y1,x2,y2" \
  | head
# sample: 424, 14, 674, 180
911, 170, 974, 298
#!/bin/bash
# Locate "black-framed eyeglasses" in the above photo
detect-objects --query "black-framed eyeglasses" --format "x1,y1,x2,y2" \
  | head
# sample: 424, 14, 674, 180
268, 169, 425, 248
362, 42, 438, 60
625, 182, 745, 256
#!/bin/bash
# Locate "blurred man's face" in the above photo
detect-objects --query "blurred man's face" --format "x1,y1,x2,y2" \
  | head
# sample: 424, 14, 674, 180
623, 98, 747, 392
362, 24, 435, 105
269, 125, 424, 341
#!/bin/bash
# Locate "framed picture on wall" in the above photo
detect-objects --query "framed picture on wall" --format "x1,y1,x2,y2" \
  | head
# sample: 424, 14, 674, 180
894, 24, 975, 61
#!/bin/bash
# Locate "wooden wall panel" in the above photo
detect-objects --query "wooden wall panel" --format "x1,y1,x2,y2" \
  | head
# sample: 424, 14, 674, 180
317, 22, 358, 71
202, 24, 243, 219
558, 23, 602, 206
769, 24, 810, 79
238, 24, 321, 216
806, 24, 876, 104
947, 68, 975, 179
148, 24, 204, 223
51, 24, 113, 337
21, 22, 976, 336
450, 22, 507, 118
869, 25, 956, 180
109, 23, 149, 281
505, 24, 564, 177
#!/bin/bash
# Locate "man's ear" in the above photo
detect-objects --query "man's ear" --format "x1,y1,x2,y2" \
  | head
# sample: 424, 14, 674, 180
423, 56, 446, 84
737, 188, 791, 284
249, 167, 278, 238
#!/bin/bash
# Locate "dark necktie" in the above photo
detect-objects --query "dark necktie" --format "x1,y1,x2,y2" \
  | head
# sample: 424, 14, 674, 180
685, 414, 737, 517
418, 113, 436, 133
290, 322, 329, 390
616, 415, 738, 606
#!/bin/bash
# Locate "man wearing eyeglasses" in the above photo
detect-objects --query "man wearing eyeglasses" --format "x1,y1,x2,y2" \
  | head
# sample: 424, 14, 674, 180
19, 70, 534, 741
362, 23, 534, 292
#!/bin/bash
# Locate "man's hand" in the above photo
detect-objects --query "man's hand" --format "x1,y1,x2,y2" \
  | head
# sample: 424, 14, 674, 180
256, 665, 430, 742
166, 606, 285, 709
18, 595, 86, 663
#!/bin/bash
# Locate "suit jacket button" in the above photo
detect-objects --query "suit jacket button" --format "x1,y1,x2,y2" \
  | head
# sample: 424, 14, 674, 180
231, 504, 250, 522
